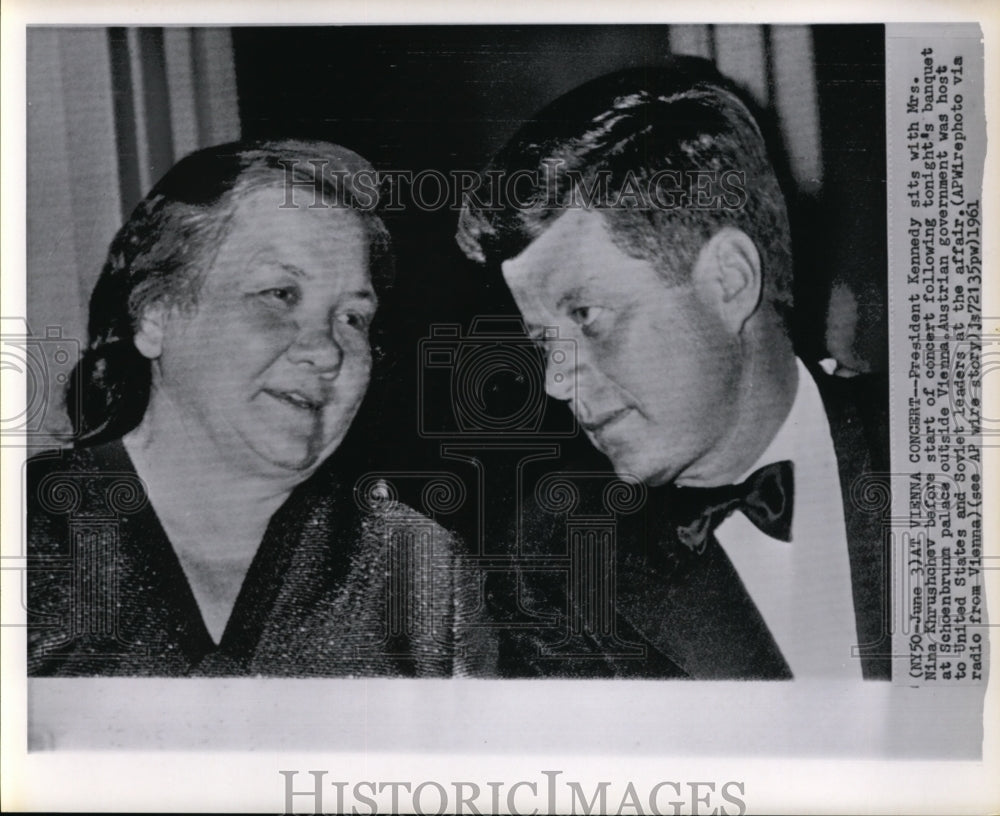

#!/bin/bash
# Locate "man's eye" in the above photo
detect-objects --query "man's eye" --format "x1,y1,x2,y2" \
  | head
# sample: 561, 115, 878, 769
336, 311, 371, 331
259, 287, 299, 306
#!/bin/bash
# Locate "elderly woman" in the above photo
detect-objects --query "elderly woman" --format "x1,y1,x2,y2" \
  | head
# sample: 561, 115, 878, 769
28, 140, 495, 676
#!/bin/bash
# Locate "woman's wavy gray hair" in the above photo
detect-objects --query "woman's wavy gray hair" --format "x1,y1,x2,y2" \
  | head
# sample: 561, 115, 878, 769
68, 139, 394, 446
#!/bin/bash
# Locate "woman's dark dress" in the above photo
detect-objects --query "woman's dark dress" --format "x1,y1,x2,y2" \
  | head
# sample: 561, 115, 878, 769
27, 440, 496, 677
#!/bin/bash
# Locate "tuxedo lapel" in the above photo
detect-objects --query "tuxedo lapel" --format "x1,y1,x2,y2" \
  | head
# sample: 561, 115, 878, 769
813, 369, 892, 679
615, 542, 792, 680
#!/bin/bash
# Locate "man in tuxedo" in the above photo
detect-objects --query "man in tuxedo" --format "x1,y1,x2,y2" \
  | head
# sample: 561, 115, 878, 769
455, 59, 890, 679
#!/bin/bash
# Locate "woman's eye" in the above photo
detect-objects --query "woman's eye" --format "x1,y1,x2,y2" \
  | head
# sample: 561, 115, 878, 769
570, 306, 604, 327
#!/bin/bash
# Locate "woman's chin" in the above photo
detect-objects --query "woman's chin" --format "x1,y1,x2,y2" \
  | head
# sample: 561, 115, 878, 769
249, 438, 327, 476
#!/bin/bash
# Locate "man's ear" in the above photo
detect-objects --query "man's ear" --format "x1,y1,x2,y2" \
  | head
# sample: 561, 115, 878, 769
691, 227, 762, 333
133, 302, 169, 360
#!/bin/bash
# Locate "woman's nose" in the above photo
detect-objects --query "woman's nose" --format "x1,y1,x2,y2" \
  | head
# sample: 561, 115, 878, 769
287, 327, 343, 377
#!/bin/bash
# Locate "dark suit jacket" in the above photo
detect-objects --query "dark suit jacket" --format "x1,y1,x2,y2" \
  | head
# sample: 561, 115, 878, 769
484, 367, 891, 680
27, 440, 498, 677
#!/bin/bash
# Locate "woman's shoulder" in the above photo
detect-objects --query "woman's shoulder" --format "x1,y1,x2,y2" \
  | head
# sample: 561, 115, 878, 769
352, 487, 467, 558
27, 438, 133, 479
340, 488, 498, 676
27, 439, 148, 526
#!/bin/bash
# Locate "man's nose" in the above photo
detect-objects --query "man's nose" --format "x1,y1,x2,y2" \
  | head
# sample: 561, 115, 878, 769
287, 326, 343, 378
544, 346, 576, 402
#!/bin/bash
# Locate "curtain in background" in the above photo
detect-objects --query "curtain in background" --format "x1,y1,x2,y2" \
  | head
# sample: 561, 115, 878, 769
669, 24, 822, 191
26, 27, 240, 443
671, 24, 884, 373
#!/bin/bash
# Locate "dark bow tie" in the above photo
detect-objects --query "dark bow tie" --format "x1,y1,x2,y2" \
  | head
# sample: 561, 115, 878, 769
665, 460, 795, 554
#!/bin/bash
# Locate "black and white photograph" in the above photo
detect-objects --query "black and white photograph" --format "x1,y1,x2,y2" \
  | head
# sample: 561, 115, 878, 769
22, 22, 892, 681
1, 2, 996, 813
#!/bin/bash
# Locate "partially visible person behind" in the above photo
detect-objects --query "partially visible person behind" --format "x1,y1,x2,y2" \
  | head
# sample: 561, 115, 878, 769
29, 139, 495, 676
457, 60, 889, 680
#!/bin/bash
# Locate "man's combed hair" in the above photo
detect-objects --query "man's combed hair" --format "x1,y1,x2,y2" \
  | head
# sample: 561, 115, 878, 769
68, 139, 394, 446
456, 59, 793, 320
